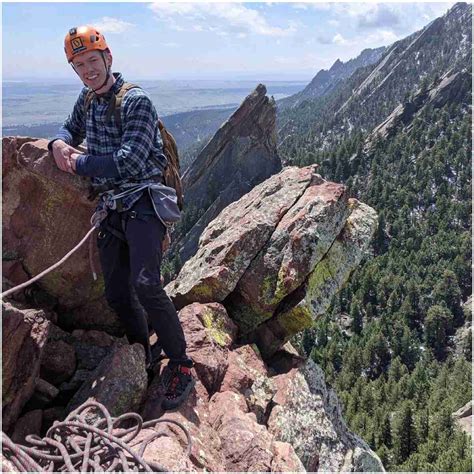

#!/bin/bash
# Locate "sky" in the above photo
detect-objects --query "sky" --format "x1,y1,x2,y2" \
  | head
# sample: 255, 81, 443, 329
2, 1, 455, 81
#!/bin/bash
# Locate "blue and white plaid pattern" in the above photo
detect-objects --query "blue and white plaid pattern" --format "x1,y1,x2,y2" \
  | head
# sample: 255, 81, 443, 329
55, 73, 167, 211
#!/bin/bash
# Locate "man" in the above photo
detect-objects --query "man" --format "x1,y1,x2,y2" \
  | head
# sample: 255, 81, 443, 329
49, 26, 194, 410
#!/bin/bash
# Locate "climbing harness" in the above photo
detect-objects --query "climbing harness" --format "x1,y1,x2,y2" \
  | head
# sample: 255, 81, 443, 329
1, 400, 192, 472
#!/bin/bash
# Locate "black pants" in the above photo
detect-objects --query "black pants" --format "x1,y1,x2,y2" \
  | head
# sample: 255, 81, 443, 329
97, 193, 188, 365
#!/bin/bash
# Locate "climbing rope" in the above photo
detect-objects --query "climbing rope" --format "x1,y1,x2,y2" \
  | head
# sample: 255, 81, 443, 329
1, 210, 108, 300
2, 400, 192, 472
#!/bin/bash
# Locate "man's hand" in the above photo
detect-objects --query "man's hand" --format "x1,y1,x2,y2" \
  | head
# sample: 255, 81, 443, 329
51, 141, 81, 174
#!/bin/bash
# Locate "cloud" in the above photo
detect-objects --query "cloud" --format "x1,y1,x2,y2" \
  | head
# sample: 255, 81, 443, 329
317, 32, 350, 46
149, 2, 297, 37
332, 33, 348, 46
363, 29, 401, 45
356, 4, 401, 29
90, 16, 135, 34
307, 2, 454, 33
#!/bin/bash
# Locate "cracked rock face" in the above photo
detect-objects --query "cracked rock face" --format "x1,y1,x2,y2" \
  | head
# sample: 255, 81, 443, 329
138, 303, 383, 472
2, 302, 50, 432
167, 165, 377, 357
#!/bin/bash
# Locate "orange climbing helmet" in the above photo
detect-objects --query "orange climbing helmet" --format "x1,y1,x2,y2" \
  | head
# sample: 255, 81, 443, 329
64, 26, 109, 62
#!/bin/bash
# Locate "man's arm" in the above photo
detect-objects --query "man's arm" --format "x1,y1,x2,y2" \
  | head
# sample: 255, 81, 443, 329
49, 88, 88, 173
73, 91, 165, 179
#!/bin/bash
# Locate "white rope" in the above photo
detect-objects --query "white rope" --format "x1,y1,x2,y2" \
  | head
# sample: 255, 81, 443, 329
1, 210, 108, 300
1, 227, 96, 299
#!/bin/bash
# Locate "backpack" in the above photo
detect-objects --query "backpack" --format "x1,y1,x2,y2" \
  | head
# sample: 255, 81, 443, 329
85, 83, 184, 210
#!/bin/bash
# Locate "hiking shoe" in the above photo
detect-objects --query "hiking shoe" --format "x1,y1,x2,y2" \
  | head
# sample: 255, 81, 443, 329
161, 361, 195, 411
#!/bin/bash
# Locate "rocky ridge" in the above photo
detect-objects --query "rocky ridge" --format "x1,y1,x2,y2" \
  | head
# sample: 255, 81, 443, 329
2, 131, 380, 470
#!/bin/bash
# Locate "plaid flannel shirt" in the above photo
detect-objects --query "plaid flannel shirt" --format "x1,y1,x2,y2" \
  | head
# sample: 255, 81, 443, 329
53, 73, 167, 211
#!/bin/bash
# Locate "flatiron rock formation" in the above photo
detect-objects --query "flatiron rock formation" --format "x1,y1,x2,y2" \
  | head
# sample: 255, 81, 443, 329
176, 84, 282, 262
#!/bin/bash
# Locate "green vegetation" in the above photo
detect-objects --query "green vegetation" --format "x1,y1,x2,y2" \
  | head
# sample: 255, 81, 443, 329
285, 97, 471, 471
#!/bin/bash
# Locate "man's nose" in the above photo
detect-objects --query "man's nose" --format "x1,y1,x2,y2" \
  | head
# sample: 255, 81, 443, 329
85, 64, 96, 74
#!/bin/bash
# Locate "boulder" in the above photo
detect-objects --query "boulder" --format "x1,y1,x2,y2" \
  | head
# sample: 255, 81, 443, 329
2, 136, 120, 332
2, 302, 50, 432
40, 339, 76, 385
177, 84, 282, 261
166, 165, 316, 308
254, 199, 378, 357
66, 344, 148, 422
168, 166, 377, 357
228, 177, 350, 333
11, 409, 43, 444
178, 303, 237, 394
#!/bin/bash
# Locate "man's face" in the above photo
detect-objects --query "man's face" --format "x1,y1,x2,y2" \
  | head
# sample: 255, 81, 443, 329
71, 50, 111, 89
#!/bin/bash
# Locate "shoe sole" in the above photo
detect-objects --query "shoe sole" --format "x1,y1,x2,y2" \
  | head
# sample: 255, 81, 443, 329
161, 377, 196, 411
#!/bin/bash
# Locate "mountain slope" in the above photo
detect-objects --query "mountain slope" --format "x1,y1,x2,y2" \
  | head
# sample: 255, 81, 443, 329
278, 47, 385, 110
278, 2, 472, 152
275, 3, 472, 472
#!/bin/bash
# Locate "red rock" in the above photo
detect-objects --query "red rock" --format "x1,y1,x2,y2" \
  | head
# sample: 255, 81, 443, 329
42, 406, 66, 434
40, 339, 76, 385
272, 440, 306, 472
11, 409, 43, 444
209, 391, 274, 471
233, 178, 349, 330
2, 302, 50, 432
2, 137, 120, 331
220, 344, 268, 394
66, 344, 148, 421
179, 303, 237, 394
142, 377, 227, 472
166, 166, 316, 309
2, 260, 29, 286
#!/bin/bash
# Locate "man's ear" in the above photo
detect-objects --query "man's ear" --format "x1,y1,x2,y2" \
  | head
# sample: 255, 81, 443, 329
104, 50, 113, 68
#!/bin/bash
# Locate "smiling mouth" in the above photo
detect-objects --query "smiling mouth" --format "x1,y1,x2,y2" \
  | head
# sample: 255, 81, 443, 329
86, 74, 99, 80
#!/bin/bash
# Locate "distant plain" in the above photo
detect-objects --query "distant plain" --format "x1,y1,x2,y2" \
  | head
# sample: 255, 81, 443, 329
2, 79, 306, 137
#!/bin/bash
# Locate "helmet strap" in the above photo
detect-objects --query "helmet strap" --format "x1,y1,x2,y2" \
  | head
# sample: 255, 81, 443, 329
94, 51, 112, 92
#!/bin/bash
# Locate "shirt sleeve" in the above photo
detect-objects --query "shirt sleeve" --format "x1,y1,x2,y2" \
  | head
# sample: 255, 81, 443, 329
77, 91, 160, 179
48, 88, 88, 149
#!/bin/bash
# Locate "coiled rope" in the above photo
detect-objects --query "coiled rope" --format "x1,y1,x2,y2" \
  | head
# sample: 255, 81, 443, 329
2, 400, 192, 472
1, 210, 107, 299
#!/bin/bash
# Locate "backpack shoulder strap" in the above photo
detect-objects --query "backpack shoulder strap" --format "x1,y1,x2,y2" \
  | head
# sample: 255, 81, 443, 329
105, 82, 141, 128
84, 89, 95, 115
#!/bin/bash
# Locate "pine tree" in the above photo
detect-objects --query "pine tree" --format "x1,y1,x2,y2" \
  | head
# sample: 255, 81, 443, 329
350, 299, 363, 335
393, 401, 417, 464
433, 270, 464, 327
425, 305, 453, 360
